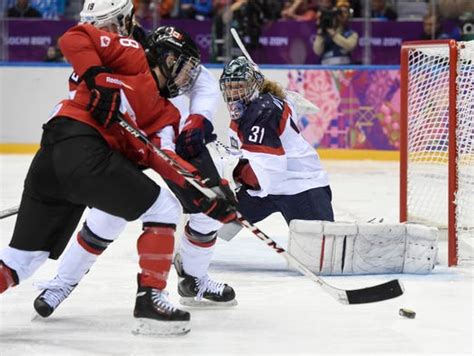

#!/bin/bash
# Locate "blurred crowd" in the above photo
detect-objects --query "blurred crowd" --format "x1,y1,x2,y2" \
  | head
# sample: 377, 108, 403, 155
4, 0, 474, 64
5, 0, 474, 22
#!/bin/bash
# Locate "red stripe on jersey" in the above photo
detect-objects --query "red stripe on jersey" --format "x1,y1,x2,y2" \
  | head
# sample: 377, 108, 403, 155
278, 103, 291, 135
241, 143, 285, 155
229, 120, 238, 133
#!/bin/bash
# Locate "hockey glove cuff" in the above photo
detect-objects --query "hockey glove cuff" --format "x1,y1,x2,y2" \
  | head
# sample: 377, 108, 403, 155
176, 114, 216, 160
83, 66, 122, 128
233, 159, 261, 190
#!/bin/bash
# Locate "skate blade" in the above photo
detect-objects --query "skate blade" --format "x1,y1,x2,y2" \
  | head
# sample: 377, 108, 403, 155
31, 312, 44, 322
179, 297, 238, 307
132, 318, 190, 336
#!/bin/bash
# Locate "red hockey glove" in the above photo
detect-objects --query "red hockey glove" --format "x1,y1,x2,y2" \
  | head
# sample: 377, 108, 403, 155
233, 159, 261, 190
83, 66, 122, 128
175, 114, 216, 160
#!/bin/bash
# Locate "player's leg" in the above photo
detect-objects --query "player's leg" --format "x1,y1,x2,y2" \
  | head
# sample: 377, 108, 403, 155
274, 186, 334, 223
30, 125, 189, 333
33, 209, 127, 317
0, 141, 86, 294
174, 213, 236, 306
235, 189, 279, 223
132, 188, 190, 335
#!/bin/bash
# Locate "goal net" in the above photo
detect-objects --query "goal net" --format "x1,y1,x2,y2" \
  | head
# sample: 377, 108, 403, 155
400, 40, 474, 266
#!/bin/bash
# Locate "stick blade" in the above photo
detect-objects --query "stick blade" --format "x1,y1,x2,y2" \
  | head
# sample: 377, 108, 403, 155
345, 279, 404, 304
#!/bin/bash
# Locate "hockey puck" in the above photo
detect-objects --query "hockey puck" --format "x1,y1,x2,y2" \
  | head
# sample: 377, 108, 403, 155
399, 308, 416, 319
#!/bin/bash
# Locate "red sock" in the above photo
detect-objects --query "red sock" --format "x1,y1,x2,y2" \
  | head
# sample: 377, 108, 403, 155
0, 261, 18, 294
137, 225, 175, 290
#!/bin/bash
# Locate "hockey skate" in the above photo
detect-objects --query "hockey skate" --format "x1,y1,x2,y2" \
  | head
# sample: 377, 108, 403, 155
33, 276, 77, 318
174, 253, 237, 307
132, 286, 190, 336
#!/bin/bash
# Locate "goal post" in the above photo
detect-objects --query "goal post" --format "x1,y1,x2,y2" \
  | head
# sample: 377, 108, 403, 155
400, 40, 474, 266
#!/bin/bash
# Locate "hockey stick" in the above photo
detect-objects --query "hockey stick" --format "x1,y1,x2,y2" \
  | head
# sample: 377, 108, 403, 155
0, 205, 19, 220
117, 116, 404, 304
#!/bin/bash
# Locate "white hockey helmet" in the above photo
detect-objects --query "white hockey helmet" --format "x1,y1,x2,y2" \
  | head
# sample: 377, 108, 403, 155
80, 0, 134, 36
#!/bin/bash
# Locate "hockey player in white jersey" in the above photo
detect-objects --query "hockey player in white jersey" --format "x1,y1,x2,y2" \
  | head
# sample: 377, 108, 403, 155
174, 56, 335, 304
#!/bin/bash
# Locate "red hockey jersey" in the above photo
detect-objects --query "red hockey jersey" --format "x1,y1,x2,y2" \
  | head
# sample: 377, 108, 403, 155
52, 24, 181, 168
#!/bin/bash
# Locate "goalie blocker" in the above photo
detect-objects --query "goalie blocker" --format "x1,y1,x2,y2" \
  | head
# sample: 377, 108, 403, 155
288, 220, 438, 275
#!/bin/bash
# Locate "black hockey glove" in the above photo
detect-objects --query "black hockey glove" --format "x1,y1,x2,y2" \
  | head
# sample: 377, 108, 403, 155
194, 194, 237, 224
199, 178, 238, 223
131, 23, 148, 47
83, 66, 122, 128
176, 114, 216, 160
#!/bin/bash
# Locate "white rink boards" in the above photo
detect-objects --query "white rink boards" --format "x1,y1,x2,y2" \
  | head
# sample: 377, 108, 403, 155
0, 155, 472, 355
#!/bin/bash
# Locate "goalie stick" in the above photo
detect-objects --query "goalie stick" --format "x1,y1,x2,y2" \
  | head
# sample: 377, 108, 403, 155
117, 115, 404, 304
0, 205, 19, 220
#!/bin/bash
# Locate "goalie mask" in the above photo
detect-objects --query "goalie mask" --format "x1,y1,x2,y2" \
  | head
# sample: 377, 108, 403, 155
219, 56, 264, 120
80, 0, 134, 36
145, 26, 201, 98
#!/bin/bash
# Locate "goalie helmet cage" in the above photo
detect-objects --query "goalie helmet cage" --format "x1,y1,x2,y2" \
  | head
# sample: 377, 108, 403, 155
400, 40, 474, 266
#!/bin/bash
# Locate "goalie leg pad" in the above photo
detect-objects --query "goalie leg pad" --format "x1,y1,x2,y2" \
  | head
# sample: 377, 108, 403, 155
288, 220, 438, 275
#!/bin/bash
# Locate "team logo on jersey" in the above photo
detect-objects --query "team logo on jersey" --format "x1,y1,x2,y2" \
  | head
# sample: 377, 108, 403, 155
100, 36, 111, 47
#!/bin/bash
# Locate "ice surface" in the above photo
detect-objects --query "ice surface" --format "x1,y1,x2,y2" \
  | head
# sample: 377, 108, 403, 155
1, 155, 472, 355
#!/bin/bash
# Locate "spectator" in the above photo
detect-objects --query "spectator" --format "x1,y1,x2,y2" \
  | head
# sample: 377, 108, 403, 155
210, 0, 230, 62
313, 0, 359, 65
315, 0, 335, 23
179, 0, 213, 20
222, 0, 265, 51
436, 0, 474, 20
371, 0, 397, 21
258, 0, 284, 21
7, 0, 42, 18
280, 0, 318, 22
133, 0, 175, 21
420, 14, 450, 40
43, 46, 64, 62
349, 0, 362, 17
459, 11, 474, 41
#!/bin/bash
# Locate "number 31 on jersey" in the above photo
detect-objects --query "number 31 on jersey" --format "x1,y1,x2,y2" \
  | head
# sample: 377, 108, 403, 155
249, 126, 265, 144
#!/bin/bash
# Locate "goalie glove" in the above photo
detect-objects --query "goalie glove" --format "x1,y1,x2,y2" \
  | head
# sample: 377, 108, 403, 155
175, 114, 216, 160
83, 66, 122, 128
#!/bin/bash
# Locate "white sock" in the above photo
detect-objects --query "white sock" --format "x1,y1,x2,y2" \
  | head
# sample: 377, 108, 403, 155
0, 247, 48, 282
178, 236, 215, 278
57, 237, 99, 285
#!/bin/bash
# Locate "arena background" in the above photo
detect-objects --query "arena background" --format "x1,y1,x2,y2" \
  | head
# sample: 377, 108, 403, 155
0, 64, 400, 160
